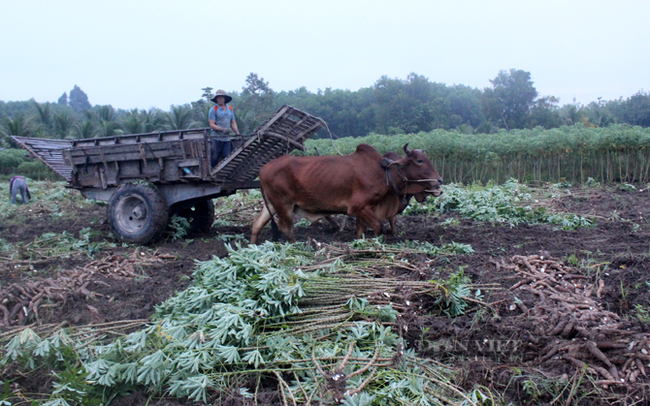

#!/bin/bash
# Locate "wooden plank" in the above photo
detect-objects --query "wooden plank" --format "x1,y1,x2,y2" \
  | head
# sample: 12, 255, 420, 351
254, 105, 291, 135
69, 140, 183, 157
177, 159, 200, 167
70, 128, 208, 148
10, 136, 73, 181
68, 147, 184, 165
285, 114, 311, 136
264, 132, 306, 151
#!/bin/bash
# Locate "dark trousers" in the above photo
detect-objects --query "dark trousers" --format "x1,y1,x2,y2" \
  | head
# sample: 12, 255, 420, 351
10, 178, 29, 204
211, 138, 232, 166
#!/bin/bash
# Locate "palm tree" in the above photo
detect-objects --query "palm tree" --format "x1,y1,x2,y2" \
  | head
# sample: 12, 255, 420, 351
561, 103, 586, 126
89, 106, 123, 138
95, 105, 118, 123
163, 105, 197, 130
192, 102, 212, 128
95, 120, 123, 138
121, 109, 144, 134
73, 120, 96, 139
141, 108, 164, 133
0, 114, 36, 147
53, 111, 78, 139
32, 101, 54, 136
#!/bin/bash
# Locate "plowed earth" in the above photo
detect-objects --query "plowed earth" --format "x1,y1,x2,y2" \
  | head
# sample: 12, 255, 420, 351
1, 186, 650, 405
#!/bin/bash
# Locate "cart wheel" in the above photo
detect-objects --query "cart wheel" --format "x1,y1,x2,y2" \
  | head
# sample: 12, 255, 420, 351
170, 199, 215, 234
108, 183, 169, 244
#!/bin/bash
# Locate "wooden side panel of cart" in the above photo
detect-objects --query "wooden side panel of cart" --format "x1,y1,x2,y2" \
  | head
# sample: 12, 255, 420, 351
64, 136, 210, 189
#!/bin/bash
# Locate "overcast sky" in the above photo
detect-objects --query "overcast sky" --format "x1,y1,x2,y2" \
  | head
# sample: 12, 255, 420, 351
1, 0, 648, 111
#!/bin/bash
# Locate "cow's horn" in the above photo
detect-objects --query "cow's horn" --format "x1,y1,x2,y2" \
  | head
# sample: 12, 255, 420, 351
403, 143, 413, 156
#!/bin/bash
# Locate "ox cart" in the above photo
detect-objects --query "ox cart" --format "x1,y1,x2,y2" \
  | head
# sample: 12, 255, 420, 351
12, 105, 326, 244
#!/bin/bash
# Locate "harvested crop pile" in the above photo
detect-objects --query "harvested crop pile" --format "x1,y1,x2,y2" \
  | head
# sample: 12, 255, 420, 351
0, 249, 173, 327
504, 254, 650, 388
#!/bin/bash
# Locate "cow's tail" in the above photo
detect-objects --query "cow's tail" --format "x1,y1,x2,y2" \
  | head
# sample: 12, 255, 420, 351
270, 216, 280, 241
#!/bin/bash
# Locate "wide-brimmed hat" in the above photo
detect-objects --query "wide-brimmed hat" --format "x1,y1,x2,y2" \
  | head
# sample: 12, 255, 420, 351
211, 89, 232, 104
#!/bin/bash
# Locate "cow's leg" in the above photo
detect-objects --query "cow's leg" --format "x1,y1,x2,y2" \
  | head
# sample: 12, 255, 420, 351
388, 216, 398, 235
270, 215, 282, 241
338, 217, 350, 232
353, 206, 383, 239
355, 218, 367, 238
324, 215, 341, 232
250, 202, 275, 244
251, 204, 273, 244
275, 208, 296, 243
354, 217, 384, 238
266, 200, 296, 243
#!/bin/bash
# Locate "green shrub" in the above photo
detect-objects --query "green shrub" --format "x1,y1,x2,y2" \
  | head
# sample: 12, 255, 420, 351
0, 148, 60, 181
0, 149, 25, 175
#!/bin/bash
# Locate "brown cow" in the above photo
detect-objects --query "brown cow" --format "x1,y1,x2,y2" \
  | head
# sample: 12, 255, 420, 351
250, 143, 442, 243
320, 151, 417, 235
350, 151, 425, 236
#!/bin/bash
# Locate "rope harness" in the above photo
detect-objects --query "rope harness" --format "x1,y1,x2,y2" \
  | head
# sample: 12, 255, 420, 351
382, 159, 439, 204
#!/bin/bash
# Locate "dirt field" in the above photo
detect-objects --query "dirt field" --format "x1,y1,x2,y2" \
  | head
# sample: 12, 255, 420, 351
1, 184, 650, 405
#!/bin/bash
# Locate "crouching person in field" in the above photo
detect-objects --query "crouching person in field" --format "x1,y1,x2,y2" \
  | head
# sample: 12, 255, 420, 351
9, 176, 31, 205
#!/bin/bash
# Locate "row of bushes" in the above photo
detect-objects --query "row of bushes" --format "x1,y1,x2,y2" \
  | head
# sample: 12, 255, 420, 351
4, 123, 650, 184
305, 124, 650, 184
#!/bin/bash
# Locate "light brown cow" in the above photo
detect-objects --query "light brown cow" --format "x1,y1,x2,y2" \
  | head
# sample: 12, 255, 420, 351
250, 144, 442, 243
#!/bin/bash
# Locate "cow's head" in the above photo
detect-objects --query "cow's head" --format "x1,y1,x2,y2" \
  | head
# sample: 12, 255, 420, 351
394, 144, 443, 197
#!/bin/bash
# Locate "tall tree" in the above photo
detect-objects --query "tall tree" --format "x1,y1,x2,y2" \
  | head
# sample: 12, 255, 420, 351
69, 85, 92, 112
528, 96, 563, 129
201, 87, 214, 103
447, 85, 484, 129
560, 101, 586, 126
57, 92, 68, 106
237, 73, 276, 133
584, 98, 614, 127
622, 91, 650, 127
481, 69, 538, 130
372, 73, 454, 134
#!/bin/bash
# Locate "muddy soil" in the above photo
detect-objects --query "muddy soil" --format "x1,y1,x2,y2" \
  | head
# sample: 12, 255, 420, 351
1, 186, 650, 405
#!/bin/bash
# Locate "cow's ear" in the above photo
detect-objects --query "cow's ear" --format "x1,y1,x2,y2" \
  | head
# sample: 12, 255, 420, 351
393, 158, 408, 168
381, 158, 392, 168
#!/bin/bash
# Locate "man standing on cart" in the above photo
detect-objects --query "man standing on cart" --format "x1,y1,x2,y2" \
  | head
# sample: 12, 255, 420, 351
209, 89, 240, 166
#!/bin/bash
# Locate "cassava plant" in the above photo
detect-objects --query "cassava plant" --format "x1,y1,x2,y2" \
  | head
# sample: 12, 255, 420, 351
2, 239, 485, 405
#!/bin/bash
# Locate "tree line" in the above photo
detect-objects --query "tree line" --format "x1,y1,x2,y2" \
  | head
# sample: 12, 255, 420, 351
1, 70, 650, 149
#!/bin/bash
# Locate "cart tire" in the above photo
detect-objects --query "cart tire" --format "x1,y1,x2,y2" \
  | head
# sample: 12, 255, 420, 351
170, 199, 215, 233
108, 183, 169, 244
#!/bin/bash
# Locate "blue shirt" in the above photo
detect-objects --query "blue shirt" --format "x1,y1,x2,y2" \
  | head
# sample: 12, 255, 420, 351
209, 105, 236, 140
